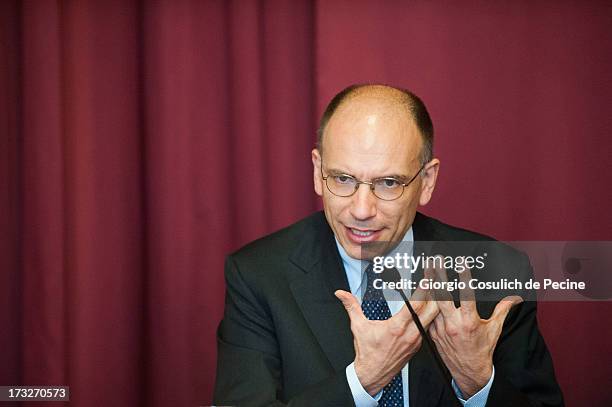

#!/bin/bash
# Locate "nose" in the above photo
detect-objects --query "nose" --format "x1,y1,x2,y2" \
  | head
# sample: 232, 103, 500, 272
349, 183, 377, 221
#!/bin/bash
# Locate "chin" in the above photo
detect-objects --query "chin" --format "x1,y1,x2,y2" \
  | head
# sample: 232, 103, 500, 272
342, 244, 363, 260
345, 242, 385, 260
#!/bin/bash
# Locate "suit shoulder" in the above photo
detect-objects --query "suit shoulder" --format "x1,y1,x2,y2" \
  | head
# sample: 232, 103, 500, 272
229, 211, 325, 264
224, 212, 327, 295
419, 213, 496, 242
419, 213, 527, 262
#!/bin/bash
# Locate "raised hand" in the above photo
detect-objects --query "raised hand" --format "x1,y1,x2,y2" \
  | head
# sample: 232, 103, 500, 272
335, 270, 439, 396
428, 263, 522, 398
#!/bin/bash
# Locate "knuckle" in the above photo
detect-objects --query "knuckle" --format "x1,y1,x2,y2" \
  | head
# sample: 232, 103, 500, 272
445, 324, 459, 337
408, 336, 423, 353
467, 324, 478, 334
464, 319, 479, 333
389, 324, 404, 338
405, 329, 420, 345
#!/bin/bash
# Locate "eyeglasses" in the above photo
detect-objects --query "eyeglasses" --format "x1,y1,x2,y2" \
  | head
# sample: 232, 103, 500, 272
320, 162, 426, 201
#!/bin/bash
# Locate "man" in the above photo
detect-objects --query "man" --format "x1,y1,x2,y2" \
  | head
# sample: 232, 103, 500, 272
213, 84, 564, 406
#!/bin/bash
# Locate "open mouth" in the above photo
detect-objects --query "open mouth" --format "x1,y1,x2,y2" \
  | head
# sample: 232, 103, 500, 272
345, 226, 382, 243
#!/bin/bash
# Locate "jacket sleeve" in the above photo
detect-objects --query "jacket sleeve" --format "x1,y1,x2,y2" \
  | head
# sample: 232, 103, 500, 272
213, 255, 355, 407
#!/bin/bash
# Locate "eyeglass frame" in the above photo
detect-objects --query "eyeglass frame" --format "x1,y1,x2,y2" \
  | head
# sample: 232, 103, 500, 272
320, 161, 427, 201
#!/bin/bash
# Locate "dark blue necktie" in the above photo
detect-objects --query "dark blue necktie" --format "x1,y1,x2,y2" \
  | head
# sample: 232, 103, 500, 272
361, 265, 404, 407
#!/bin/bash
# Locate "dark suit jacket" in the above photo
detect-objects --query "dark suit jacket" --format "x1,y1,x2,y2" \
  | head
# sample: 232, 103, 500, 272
213, 212, 564, 406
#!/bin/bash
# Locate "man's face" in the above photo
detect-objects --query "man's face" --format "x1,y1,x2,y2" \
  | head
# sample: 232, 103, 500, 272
312, 98, 439, 259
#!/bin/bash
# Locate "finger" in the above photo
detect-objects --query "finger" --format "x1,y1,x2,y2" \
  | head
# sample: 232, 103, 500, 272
408, 295, 427, 314
394, 293, 435, 326
417, 298, 440, 327
393, 297, 430, 326
432, 256, 448, 281
490, 295, 523, 323
429, 318, 448, 356
334, 290, 367, 324
421, 266, 435, 300
430, 260, 455, 317
429, 322, 438, 341
411, 268, 430, 303
428, 318, 448, 353
457, 262, 477, 314
409, 267, 434, 312
434, 312, 444, 332
393, 303, 414, 324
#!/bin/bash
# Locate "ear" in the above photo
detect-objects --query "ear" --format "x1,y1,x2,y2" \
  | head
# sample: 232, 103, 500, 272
418, 158, 440, 206
312, 149, 323, 196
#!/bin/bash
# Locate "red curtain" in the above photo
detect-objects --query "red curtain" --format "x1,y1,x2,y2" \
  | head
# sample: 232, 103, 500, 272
1, 1, 611, 406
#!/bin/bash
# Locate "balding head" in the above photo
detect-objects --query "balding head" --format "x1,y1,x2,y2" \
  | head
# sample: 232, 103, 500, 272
317, 84, 434, 166
311, 83, 440, 259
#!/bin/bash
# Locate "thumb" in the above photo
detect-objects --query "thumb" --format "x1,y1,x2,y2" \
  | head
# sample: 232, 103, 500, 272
490, 295, 523, 322
334, 290, 367, 323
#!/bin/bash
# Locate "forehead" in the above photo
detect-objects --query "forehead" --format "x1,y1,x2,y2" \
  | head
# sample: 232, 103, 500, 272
322, 97, 422, 176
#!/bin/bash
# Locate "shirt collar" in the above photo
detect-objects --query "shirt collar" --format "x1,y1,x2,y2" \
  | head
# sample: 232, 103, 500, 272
335, 227, 414, 295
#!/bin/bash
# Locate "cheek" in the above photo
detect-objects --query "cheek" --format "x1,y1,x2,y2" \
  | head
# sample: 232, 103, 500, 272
378, 199, 412, 220
322, 194, 347, 220
378, 198, 418, 230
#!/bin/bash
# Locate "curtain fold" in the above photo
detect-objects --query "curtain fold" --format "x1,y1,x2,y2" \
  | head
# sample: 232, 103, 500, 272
2, 1, 317, 405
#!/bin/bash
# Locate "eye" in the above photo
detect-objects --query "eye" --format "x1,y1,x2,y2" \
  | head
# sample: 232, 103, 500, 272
377, 178, 401, 189
334, 175, 354, 184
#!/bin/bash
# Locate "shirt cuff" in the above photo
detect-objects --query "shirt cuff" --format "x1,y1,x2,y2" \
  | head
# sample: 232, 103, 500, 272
346, 362, 383, 406
451, 366, 495, 407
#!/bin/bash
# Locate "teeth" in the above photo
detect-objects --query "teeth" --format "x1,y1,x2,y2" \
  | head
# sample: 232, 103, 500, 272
351, 229, 374, 237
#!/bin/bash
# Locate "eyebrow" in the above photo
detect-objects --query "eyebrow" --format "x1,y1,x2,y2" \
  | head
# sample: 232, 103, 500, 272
326, 167, 411, 183
382, 174, 411, 183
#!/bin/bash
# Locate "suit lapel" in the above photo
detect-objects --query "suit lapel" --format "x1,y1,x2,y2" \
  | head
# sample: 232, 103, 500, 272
289, 214, 355, 372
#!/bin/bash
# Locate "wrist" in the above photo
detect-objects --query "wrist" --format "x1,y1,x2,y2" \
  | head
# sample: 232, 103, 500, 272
354, 360, 384, 396
453, 364, 492, 399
